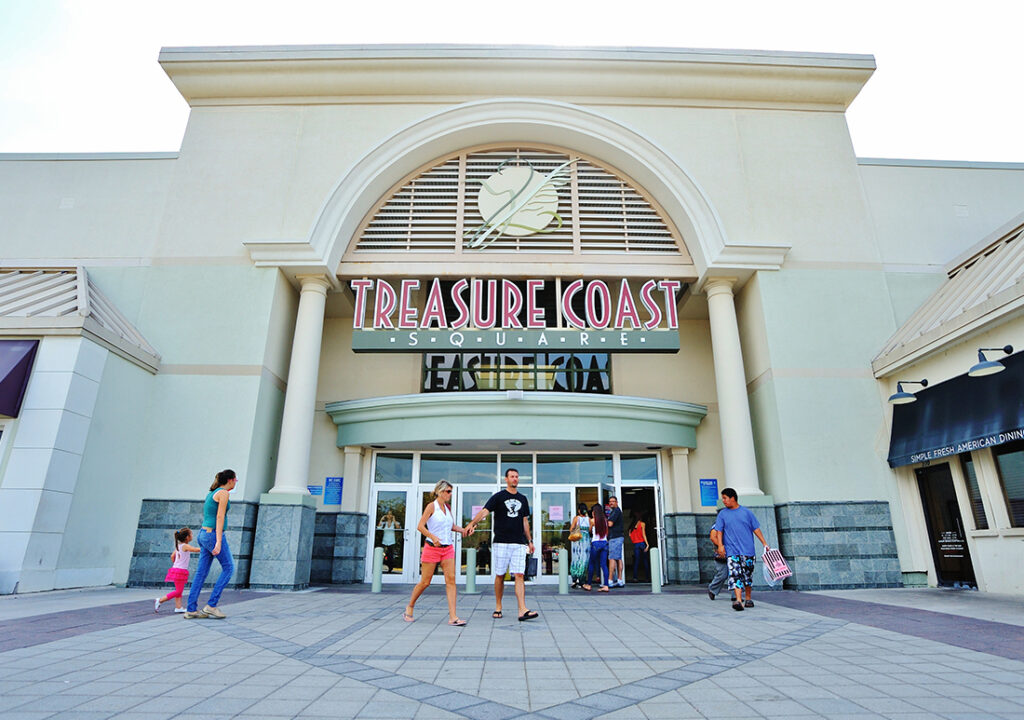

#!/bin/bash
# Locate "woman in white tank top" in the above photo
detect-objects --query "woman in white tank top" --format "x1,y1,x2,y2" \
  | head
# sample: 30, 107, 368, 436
404, 480, 469, 626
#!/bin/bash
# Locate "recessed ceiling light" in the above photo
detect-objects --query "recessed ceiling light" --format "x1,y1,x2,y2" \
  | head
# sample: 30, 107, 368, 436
510, 441, 526, 446
583, 443, 599, 447
435, 442, 452, 446
646, 446, 662, 450
370, 445, 386, 449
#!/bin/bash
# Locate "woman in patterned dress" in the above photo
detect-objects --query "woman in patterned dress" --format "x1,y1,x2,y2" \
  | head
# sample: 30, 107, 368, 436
569, 503, 591, 588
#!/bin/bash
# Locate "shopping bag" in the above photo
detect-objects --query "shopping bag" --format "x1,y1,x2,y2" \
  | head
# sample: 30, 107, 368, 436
524, 554, 538, 580
761, 547, 792, 586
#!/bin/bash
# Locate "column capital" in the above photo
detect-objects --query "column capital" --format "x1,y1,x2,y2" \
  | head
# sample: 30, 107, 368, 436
670, 447, 690, 458
296, 273, 333, 295
701, 277, 738, 298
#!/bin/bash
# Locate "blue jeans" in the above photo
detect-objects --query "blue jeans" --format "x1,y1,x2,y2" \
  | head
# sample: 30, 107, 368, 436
587, 540, 609, 586
187, 529, 235, 612
631, 542, 649, 581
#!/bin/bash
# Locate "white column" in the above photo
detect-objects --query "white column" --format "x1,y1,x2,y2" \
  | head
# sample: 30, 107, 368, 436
704, 278, 762, 496
669, 448, 692, 513
270, 274, 331, 495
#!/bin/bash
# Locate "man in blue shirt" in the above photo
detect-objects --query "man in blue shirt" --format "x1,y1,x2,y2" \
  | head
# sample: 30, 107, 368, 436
712, 487, 769, 611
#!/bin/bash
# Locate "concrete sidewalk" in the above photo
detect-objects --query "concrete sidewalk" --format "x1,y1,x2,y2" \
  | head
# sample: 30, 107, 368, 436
0, 584, 1021, 719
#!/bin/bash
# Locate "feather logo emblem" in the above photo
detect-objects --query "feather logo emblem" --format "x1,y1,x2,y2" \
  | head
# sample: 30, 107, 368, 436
465, 159, 575, 249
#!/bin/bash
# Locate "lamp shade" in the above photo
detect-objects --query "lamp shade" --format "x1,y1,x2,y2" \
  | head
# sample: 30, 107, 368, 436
968, 359, 1005, 377
888, 390, 918, 405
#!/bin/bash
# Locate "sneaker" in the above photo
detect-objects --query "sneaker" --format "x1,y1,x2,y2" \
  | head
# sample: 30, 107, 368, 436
154, 598, 160, 613
202, 605, 226, 619
708, 590, 716, 601
183, 610, 209, 619
173, 607, 186, 614
617, 580, 626, 588
744, 600, 754, 608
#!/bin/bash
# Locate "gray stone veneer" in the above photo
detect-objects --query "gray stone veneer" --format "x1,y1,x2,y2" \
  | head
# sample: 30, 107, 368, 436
311, 512, 369, 584
667, 501, 900, 591
127, 499, 257, 589
662, 514, 699, 584
775, 501, 902, 590
249, 497, 316, 591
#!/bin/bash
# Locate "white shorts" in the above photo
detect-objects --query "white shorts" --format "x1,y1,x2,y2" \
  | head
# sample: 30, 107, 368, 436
492, 542, 527, 576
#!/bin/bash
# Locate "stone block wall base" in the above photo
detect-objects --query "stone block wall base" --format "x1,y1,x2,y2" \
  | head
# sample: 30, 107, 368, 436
127, 499, 257, 589
776, 501, 902, 590
249, 494, 316, 591
902, 571, 928, 587
310, 512, 369, 584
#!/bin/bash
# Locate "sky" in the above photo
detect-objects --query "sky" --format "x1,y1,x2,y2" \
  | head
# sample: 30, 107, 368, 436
1, 0, 1022, 161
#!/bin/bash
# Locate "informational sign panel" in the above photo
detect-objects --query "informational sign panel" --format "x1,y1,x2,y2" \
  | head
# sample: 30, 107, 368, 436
549, 505, 564, 522
307, 485, 323, 496
699, 478, 719, 507
472, 505, 483, 517
324, 477, 343, 505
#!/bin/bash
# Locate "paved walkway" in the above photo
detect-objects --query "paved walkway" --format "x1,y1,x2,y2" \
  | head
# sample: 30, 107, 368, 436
0, 584, 1022, 719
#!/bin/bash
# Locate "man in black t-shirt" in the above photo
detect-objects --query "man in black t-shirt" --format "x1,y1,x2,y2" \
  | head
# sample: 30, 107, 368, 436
466, 468, 539, 622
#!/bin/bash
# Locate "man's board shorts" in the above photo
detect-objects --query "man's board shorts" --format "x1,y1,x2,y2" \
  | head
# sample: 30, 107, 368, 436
492, 542, 527, 575
727, 555, 755, 590
608, 536, 624, 560
421, 543, 455, 564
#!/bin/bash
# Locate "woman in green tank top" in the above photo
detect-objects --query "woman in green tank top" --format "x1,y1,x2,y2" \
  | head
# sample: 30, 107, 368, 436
185, 469, 237, 619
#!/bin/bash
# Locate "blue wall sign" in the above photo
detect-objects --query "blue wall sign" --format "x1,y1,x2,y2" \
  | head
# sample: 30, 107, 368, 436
307, 485, 323, 496
324, 477, 343, 505
699, 478, 719, 507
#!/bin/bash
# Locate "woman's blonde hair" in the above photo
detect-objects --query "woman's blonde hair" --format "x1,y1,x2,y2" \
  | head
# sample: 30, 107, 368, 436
433, 480, 452, 499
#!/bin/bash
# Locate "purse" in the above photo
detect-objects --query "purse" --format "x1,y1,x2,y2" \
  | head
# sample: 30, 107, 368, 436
524, 553, 538, 579
568, 530, 582, 542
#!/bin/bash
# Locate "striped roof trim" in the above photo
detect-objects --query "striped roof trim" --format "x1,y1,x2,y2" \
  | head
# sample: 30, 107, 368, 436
0, 268, 160, 373
873, 212, 1024, 376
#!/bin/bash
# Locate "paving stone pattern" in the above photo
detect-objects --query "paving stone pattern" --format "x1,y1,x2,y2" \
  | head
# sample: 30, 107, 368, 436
0, 587, 1022, 719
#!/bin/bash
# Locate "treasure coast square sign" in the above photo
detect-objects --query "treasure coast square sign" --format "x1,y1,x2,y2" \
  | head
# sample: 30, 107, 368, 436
350, 278, 682, 353
350, 157, 682, 353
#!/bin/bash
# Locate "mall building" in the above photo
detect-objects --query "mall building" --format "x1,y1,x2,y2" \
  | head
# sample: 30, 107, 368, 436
1, 45, 1022, 595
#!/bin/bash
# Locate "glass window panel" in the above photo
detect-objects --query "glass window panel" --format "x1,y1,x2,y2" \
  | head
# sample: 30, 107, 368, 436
423, 352, 610, 394
620, 454, 658, 482
374, 454, 413, 483
460, 489, 493, 576
501, 455, 533, 484
959, 454, 988, 530
993, 440, 1024, 527
420, 454, 497, 485
536, 455, 613, 484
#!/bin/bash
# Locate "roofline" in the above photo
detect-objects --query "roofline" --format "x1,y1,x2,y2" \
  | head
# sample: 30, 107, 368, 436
158, 43, 875, 110
945, 211, 1024, 275
0, 152, 178, 162
858, 157, 1024, 170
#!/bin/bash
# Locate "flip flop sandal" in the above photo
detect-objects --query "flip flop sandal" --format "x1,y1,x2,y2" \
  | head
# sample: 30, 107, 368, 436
448, 618, 467, 626
403, 611, 415, 622
598, 586, 610, 592
582, 585, 591, 591
518, 610, 539, 621
492, 610, 502, 619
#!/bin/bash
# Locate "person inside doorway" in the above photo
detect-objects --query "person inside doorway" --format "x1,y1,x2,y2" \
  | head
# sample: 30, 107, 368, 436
713, 487, 769, 611
606, 496, 625, 587
628, 510, 649, 583
466, 468, 539, 621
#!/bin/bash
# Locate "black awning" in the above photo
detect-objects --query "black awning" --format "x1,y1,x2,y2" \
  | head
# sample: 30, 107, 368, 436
888, 351, 1024, 467
0, 339, 39, 417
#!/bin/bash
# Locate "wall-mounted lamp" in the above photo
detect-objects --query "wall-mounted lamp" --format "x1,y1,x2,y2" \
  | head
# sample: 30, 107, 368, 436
968, 345, 1013, 377
888, 379, 928, 405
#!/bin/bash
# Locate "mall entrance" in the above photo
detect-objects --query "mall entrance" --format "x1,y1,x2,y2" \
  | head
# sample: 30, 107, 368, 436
367, 451, 665, 585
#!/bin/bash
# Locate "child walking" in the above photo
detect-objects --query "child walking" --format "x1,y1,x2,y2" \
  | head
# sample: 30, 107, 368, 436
155, 527, 199, 613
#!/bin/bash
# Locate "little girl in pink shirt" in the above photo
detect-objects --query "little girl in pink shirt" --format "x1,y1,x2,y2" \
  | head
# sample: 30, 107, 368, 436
155, 527, 199, 613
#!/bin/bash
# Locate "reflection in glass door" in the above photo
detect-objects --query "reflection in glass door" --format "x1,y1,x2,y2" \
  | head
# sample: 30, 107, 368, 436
539, 488, 573, 582
458, 487, 495, 582
370, 487, 412, 583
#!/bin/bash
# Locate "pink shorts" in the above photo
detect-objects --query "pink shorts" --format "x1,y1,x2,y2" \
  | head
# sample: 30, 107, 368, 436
421, 543, 455, 564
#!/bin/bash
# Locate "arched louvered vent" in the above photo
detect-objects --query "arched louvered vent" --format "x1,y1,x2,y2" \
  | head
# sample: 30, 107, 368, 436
354, 147, 683, 255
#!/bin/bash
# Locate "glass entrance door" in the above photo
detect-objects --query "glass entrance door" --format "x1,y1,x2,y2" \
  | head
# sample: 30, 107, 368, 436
916, 463, 976, 588
538, 487, 573, 583
457, 486, 496, 583
369, 486, 415, 583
